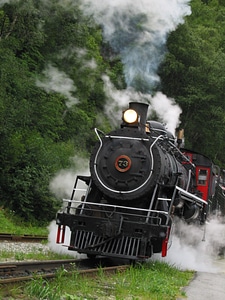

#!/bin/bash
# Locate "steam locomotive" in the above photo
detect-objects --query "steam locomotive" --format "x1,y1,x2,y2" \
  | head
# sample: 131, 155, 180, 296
56, 102, 222, 261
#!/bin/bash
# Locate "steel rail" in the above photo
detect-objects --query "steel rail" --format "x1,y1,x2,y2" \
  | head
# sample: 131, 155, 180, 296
0, 233, 47, 242
0, 258, 129, 284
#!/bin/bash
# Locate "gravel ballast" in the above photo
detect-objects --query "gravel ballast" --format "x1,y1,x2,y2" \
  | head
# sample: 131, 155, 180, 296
0, 241, 51, 261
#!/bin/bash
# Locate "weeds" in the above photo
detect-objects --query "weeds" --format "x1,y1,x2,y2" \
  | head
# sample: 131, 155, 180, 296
22, 261, 193, 300
0, 261, 193, 299
14, 252, 25, 261
26, 277, 61, 300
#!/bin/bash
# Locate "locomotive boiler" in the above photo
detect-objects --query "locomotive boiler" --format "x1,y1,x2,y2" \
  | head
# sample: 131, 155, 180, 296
56, 102, 218, 261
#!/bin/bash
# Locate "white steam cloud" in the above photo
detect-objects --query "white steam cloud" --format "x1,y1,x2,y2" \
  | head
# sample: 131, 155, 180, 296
155, 218, 225, 272
79, 0, 190, 134
49, 155, 90, 200
36, 64, 79, 108
80, 0, 191, 90
151, 92, 182, 133
102, 75, 181, 134
36, 48, 97, 108
2, 0, 188, 132
48, 156, 90, 257
102, 74, 151, 126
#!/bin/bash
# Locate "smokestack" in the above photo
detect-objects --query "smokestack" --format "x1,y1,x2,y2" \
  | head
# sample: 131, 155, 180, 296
129, 102, 148, 123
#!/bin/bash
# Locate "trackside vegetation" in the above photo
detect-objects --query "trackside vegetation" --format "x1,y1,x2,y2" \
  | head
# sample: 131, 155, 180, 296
1, 261, 194, 300
0, 208, 48, 235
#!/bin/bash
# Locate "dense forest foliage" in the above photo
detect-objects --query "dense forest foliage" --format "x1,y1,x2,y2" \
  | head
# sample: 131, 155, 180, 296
0, 0, 225, 223
160, 0, 225, 162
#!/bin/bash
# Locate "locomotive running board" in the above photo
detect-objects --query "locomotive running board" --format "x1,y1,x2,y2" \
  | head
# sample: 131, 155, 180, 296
176, 186, 208, 206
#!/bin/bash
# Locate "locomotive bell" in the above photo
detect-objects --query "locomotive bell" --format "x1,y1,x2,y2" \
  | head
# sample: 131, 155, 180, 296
122, 102, 149, 133
177, 129, 184, 148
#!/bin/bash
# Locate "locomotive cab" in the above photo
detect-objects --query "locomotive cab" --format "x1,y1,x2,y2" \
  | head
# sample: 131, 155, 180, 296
181, 150, 218, 202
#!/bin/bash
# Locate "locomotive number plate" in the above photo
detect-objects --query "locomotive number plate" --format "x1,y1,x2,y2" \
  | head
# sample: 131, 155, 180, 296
115, 155, 131, 172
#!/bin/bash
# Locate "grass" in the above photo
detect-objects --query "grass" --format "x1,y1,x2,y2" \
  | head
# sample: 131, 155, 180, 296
0, 261, 194, 299
0, 208, 48, 236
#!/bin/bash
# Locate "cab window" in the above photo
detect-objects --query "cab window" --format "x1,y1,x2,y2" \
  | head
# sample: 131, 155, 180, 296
198, 169, 208, 185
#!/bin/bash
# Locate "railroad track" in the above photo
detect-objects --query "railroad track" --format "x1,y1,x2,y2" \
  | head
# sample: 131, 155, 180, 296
0, 233, 47, 242
0, 258, 129, 284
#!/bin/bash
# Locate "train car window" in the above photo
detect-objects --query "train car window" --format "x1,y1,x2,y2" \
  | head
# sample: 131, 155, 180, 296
198, 169, 208, 185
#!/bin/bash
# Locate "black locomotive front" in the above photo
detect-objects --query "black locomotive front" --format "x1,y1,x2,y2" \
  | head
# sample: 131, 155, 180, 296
56, 102, 204, 260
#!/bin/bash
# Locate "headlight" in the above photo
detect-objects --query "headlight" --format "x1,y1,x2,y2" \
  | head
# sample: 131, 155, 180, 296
123, 109, 138, 124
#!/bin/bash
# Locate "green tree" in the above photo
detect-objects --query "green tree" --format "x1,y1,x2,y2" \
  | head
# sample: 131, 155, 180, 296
160, 0, 225, 165
0, 0, 121, 222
